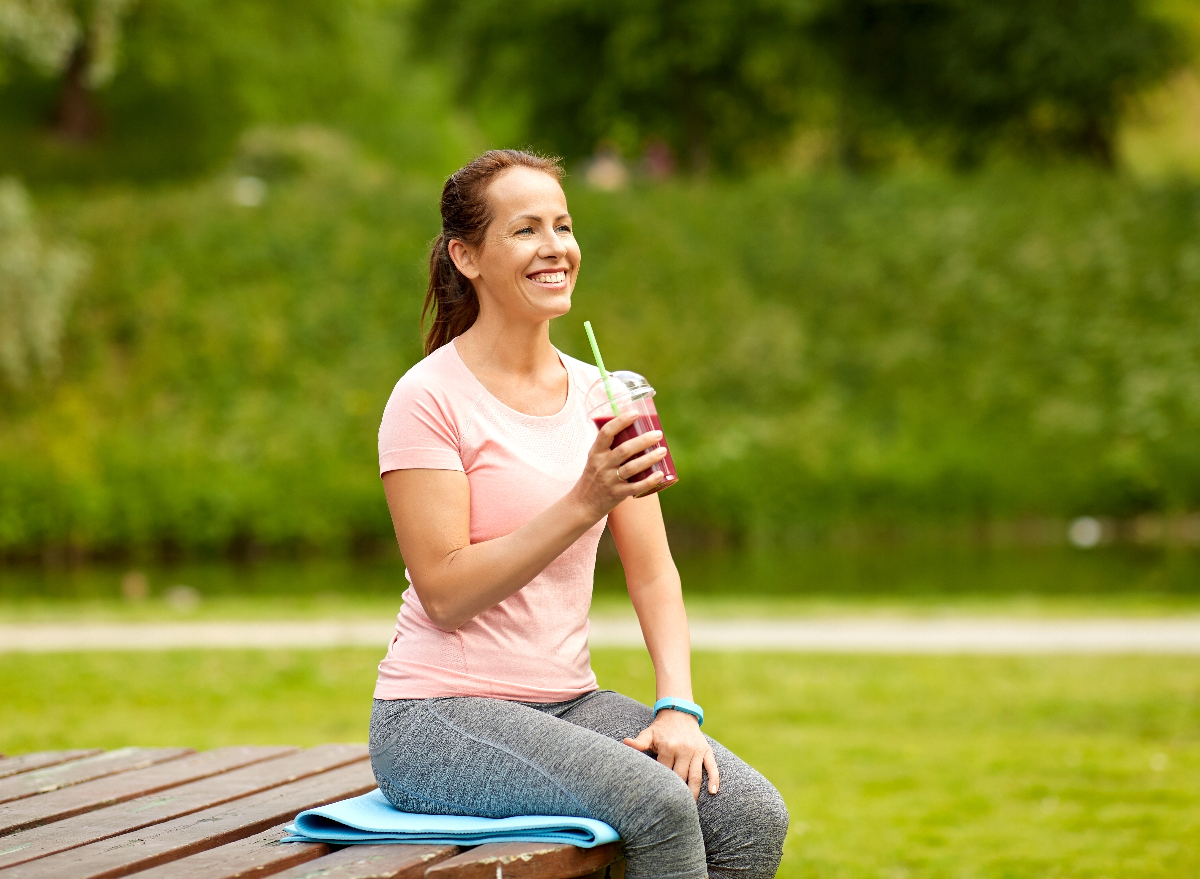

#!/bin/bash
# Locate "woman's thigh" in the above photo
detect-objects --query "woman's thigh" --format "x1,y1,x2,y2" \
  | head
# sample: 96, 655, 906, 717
560, 690, 790, 879
369, 696, 708, 879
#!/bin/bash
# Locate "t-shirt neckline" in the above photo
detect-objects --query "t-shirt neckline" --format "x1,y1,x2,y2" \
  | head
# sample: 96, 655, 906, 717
448, 338, 576, 423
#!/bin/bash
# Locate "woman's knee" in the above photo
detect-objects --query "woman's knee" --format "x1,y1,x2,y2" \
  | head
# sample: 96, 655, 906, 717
757, 783, 790, 849
700, 760, 789, 878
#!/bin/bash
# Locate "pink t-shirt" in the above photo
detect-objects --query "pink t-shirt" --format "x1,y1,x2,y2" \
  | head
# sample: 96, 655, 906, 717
374, 341, 607, 702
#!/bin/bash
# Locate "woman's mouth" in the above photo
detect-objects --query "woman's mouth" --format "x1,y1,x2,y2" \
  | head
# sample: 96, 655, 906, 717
527, 270, 568, 288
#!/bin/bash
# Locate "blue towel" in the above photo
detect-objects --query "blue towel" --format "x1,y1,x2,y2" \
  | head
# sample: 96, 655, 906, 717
282, 789, 619, 848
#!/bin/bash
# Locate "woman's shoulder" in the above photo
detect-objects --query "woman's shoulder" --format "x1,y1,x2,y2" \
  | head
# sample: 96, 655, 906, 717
392, 343, 475, 393
383, 343, 481, 419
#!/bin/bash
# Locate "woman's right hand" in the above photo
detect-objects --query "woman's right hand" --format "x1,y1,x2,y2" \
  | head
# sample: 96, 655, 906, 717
571, 412, 668, 519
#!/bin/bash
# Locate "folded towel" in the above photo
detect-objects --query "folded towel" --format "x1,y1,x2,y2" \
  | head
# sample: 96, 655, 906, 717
282, 789, 619, 848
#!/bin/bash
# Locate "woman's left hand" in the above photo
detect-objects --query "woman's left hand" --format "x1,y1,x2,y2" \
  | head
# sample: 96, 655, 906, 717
623, 709, 720, 799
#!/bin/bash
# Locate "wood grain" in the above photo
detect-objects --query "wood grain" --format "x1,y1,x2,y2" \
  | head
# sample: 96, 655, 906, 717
0, 747, 192, 806
0, 746, 295, 836
0, 751, 104, 781
12, 759, 377, 879
121, 821, 330, 878
0, 744, 367, 870
425, 842, 620, 879
270, 843, 460, 879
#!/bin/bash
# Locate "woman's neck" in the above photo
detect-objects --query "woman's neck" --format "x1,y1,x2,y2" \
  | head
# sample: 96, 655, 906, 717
453, 314, 568, 416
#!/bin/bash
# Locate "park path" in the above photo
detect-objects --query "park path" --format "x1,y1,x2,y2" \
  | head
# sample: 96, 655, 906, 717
3, 617, 1200, 653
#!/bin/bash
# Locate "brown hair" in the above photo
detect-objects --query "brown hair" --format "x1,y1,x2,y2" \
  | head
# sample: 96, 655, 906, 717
422, 149, 564, 356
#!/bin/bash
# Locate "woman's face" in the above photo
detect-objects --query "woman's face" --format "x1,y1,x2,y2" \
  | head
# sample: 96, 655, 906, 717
452, 166, 581, 324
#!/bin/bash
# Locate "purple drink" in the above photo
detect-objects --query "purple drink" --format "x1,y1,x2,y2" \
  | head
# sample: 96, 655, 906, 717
587, 373, 678, 498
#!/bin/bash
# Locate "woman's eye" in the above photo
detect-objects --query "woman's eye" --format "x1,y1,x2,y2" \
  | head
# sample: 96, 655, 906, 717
515, 226, 534, 235
556, 224, 572, 234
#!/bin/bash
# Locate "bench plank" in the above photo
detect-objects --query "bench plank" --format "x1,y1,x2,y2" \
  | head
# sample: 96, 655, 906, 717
0, 746, 295, 836
13, 760, 377, 879
121, 822, 330, 878
270, 843, 460, 879
0, 747, 192, 806
0, 751, 104, 780
425, 842, 621, 879
0, 744, 366, 870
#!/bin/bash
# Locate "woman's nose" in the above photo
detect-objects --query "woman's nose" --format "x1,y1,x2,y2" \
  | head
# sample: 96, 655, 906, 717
539, 231, 568, 257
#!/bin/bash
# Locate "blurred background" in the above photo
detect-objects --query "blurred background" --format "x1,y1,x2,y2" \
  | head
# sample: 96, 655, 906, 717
2, 1, 1199, 875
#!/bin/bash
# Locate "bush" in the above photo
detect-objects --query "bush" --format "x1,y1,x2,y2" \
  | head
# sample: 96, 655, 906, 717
2, 136, 1198, 555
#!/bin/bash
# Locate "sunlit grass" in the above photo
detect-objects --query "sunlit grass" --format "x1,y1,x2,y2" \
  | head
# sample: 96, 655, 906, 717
4, 591, 1200, 624
4, 546, 1200, 622
2, 649, 1197, 878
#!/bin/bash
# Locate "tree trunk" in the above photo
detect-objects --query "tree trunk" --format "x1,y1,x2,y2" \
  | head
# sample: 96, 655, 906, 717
1078, 115, 1115, 169
53, 40, 103, 142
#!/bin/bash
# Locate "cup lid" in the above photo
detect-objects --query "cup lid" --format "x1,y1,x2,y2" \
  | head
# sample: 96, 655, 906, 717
585, 370, 655, 415
611, 371, 653, 397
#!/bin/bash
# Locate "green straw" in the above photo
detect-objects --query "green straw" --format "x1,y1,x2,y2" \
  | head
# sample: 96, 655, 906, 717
583, 321, 620, 417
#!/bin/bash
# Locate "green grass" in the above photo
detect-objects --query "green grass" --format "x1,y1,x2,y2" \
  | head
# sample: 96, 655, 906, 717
4, 591, 1200, 624
2, 649, 1197, 877
5, 546, 1200, 622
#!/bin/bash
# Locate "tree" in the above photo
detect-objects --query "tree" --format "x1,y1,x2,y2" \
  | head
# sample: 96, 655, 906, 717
0, 0, 451, 183
0, 0, 138, 140
415, 0, 1183, 172
811, 0, 1183, 166
412, 0, 817, 172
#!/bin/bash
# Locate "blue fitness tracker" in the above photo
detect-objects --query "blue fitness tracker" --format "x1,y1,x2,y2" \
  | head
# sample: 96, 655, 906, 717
653, 697, 705, 726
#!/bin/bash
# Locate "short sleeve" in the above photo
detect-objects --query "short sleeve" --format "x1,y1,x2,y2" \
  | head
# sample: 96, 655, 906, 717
378, 374, 466, 475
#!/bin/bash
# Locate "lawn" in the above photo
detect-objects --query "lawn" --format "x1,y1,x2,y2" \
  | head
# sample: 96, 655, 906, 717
3, 648, 1197, 877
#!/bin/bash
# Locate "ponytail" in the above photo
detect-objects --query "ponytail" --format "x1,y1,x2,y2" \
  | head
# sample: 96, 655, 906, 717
421, 232, 480, 356
420, 150, 563, 357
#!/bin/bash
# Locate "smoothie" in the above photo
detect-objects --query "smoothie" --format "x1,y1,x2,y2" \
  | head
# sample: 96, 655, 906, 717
593, 412, 678, 494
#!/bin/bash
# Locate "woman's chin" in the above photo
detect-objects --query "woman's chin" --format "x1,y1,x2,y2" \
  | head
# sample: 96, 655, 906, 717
528, 290, 573, 321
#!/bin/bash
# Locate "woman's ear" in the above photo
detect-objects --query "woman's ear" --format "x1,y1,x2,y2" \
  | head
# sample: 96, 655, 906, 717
447, 239, 481, 280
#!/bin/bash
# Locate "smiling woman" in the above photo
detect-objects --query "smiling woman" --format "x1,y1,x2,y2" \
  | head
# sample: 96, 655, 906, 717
421, 151, 579, 359
366, 150, 788, 879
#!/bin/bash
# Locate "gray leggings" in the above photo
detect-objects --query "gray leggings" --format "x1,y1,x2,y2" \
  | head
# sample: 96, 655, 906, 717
369, 690, 788, 879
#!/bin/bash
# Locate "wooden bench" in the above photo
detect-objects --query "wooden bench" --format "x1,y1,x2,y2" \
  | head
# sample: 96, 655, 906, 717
0, 748, 623, 879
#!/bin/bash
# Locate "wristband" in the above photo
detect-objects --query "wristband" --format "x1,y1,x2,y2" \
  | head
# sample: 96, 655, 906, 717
653, 697, 704, 727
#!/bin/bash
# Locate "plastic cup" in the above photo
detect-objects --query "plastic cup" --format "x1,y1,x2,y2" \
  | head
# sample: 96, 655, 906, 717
585, 370, 678, 497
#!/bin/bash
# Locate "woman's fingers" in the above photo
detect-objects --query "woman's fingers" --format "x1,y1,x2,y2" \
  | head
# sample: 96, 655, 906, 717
575, 411, 669, 515
611, 429, 663, 462
627, 719, 714, 799
622, 728, 655, 753
686, 751, 706, 799
594, 411, 639, 447
703, 747, 720, 795
616, 447, 667, 478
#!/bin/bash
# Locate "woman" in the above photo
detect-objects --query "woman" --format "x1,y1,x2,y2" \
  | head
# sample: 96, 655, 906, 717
371, 149, 788, 879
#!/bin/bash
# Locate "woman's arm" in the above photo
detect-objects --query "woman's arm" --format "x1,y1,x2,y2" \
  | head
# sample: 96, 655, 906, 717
608, 494, 720, 799
383, 410, 667, 631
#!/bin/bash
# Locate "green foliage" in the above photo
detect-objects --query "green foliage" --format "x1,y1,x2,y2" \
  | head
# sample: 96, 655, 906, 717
814, 0, 1183, 166
565, 171, 1200, 535
416, 0, 1184, 171
412, 0, 818, 171
0, 0, 137, 86
0, 128, 432, 553
3, 648, 1198, 876
0, 177, 88, 387
1, 139, 1198, 555
0, 0, 469, 183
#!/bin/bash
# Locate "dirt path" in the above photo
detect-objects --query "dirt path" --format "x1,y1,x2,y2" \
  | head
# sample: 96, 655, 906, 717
3, 617, 1200, 653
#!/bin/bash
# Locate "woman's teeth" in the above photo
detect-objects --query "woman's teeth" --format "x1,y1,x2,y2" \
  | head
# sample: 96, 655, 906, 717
530, 271, 566, 284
